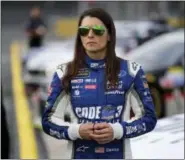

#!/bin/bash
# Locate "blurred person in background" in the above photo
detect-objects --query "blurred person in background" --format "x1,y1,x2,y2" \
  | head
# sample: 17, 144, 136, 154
1, 89, 10, 159
25, 6, 47, 49
42, 8, 157, 159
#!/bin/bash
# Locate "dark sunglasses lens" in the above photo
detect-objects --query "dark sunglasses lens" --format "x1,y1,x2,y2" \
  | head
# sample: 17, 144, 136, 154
92, 28, 105, 36
79, 27, 89, 36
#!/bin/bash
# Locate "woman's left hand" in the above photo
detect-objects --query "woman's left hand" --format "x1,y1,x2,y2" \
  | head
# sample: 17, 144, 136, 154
90, 122, 114, 144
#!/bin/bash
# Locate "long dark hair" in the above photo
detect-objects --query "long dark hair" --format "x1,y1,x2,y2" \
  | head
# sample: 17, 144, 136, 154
62, 8, 120, 94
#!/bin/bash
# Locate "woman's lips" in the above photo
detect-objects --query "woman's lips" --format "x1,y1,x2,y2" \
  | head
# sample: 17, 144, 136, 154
87, 42, 97, 44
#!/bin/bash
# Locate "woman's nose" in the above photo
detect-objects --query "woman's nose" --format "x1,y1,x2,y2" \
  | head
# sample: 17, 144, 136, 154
87, 29, 94, 38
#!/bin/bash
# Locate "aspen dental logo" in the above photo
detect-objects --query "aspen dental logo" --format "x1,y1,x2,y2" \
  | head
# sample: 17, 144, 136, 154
75, 105, 123, 123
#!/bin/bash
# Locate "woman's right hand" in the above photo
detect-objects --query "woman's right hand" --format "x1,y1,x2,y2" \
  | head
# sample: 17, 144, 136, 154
79, 123, 94, 140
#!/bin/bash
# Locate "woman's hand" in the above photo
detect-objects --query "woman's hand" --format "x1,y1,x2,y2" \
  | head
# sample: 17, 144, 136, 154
79, 123, 94, 140
90, 122, 114, 144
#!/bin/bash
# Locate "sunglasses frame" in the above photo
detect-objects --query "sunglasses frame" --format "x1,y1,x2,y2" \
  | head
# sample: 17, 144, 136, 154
78, 25, 106, 36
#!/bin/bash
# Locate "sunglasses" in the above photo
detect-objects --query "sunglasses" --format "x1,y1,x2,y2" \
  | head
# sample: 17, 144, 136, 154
78, 25, 105, 36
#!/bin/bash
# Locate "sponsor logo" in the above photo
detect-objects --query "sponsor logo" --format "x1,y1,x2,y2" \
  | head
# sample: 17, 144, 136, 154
90, 63, 99, 68
76, 68, 90, 78
105, 90, 124, 95
106, 81, 123, 90
106, 148, 119, 152
74, 90, 80, 96
107, 80, 123, 84
145, 96, 153, 102
95, 147, 105, 153
57, 64, 64, 71
49, 129, 65, 139
85, 85, 97, 89
137, 123, 146, 133
131, 62, 139, 71
101, 105, 123, 120
126, 123, 146, 135
126, 126, 137, 135
72, 85, 83, 89
85, 78, 97, 83
141, 75, 146, 79
101, 105, 115, 120
90, 63, 105, 68
107, 84, 123, 90
144, 91, 152, 97
71, 79, 83, 84
76, 145, 89, 152
75, 105, 123, 121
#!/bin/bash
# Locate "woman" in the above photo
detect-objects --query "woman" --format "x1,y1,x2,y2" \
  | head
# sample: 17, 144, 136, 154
42, 8, 157, 159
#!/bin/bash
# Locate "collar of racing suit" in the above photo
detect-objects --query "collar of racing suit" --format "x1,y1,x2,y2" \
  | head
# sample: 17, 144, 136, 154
85, 55, 106, 70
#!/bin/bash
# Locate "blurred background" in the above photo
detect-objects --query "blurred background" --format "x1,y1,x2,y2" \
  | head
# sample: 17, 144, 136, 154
1, 1, 184, 159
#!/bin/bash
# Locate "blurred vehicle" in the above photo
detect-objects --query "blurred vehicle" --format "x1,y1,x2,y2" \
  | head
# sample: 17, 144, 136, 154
131, 113, 184, 159
125, 29, 184, 118
114, 21, 138, 53
23, 39, 75, 88
115, 20, 173, 46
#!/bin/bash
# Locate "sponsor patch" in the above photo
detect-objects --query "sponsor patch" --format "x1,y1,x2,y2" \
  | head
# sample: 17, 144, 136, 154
75, 105, 123, 122
76, 68, 90, 78
101, 105, 116, 120
57, 64, 64, 71
132, 62, 139, 71
128, 61, 140, 77
106, 148, 119, 152
105, 90, 124, 95
126, 126, 137, 135
95, 147, 105, 153
141, 75, 146, 79
90, 63, 105, 69
137, 123, 146, 133
76, 146, 89, 152
74, 90, 80, 96
106, 80, 123, 90
49, 129, 65, 139
145, 96, 153, 102
126, 123, 146, 135
72, 85, 83, 89
90, 63, 99, 68
85, 85, 97, 89
71, 79, 83, 84
85, 78, 97, 83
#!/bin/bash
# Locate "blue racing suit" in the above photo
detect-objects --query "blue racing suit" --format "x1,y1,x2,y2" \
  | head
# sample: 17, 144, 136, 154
42, 55, 157, 159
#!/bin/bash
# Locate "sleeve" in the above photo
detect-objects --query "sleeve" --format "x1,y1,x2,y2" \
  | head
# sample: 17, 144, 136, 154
42, 65, 81, 141
110, 63, 157, 139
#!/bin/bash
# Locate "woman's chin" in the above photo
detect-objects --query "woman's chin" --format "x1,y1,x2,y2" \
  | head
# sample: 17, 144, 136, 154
86, 48, 99, 53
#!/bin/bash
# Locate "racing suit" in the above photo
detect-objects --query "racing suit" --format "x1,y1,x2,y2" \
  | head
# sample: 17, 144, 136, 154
42, 55, 157, 159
